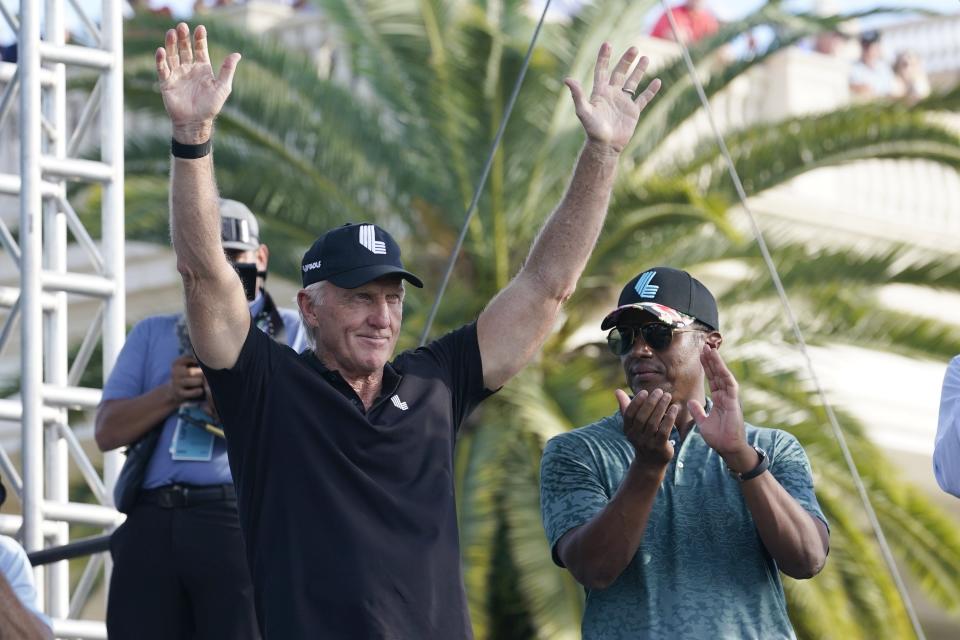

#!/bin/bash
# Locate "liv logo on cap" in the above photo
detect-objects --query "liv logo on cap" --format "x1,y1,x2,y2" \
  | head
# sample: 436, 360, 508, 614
601, 266, 720, 331
634, 271, 659, 299
359, 224, 387, 255
300, 222, 424, 289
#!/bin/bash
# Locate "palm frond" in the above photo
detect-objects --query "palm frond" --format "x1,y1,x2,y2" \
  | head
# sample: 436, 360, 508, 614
116, 2, 960, 636
678, 105, 960, 200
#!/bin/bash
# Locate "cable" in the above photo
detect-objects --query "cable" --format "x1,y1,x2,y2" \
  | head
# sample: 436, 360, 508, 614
658, 3, 926, 637
419, 0, 554, 346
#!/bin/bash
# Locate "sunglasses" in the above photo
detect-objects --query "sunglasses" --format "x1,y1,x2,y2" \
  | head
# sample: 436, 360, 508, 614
606, 323, 705, 356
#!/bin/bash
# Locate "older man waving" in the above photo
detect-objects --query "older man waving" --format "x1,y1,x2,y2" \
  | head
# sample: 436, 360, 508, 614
155, 22, 660, 639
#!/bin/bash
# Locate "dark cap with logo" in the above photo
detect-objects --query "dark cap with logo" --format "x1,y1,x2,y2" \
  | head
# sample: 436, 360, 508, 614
600, 266, 719, 331
301, 222, 424, 289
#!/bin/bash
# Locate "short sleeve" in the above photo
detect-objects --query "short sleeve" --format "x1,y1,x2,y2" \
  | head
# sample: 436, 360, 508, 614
280, 308, 309, 353
768, 432, 829, 530
539, 434, 610, 566
934, 356, 960, 497
0, 537, 53, 630
201, 322, 278, 464
849, 63, 870, 86
101, 319, 152, 401
415, 323, 495, 430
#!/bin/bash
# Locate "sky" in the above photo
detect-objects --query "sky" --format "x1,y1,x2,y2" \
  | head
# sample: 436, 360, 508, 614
1, 0, 958, 45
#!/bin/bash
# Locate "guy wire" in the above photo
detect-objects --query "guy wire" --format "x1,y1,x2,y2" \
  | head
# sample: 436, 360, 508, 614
419, 0, 554, 346
659, 2, 926, 637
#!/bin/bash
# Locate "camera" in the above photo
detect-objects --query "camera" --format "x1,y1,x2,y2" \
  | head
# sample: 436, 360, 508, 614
233, 262, 258, 301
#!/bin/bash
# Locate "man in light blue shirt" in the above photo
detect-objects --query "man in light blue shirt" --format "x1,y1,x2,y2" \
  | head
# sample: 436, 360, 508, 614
95, 199, 304, 640
0, 537, 53, 640
0, 479, 53, 640
540, 267, 829, 639
934, 356, 960, 497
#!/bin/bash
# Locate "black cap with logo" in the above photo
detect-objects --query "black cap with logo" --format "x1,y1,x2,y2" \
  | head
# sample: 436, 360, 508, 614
600, 266, 719, 331
301, 222, 424, 289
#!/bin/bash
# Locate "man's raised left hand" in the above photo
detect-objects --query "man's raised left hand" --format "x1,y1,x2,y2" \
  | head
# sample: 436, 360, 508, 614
688, 343, 757, 473
564, 43, 661, 153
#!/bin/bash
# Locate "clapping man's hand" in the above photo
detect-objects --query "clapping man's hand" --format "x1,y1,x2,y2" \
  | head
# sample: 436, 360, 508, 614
616, 388, 679, 470
689, 344, 756, 473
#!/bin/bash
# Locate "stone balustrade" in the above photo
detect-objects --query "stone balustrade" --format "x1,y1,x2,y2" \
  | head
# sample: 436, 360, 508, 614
1, 6, 957, 250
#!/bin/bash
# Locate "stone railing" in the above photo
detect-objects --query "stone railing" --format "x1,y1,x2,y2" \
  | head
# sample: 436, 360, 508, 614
880, 13, 960, 82
631, 35, 959, 252
3, 10, 957, 249
207, 1, 341, 79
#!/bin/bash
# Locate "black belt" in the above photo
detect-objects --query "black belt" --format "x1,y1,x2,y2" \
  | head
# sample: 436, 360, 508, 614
138, 483, 236, 508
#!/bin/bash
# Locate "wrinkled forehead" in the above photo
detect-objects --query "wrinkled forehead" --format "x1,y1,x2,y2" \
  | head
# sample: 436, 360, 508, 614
370, 275, 405, 291
338, 275, 406, 295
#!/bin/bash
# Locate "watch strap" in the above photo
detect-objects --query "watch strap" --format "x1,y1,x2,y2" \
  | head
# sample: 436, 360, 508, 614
171, 137, 212, 159
730, 445, 768, 482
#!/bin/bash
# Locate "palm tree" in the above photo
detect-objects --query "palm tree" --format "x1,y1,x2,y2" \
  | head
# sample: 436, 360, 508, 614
110, 2, 960, 637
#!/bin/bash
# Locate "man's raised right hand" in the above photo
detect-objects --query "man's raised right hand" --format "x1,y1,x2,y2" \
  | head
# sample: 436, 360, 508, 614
615, 387, 677, 468
156, 23, 241, 144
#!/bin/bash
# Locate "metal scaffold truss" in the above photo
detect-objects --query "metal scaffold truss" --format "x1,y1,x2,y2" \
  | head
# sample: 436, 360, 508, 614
0, 0, 125, 637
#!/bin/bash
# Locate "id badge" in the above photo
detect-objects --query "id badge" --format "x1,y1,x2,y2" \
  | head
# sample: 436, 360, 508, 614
170, 418, 215, 462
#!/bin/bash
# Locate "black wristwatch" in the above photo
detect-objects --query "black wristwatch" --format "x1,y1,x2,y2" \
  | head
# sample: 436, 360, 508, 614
171, 137, 212, 159
727, 445, 768, 482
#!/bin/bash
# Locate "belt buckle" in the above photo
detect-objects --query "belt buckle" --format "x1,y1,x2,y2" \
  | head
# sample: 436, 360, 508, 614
159, 485, 188, 508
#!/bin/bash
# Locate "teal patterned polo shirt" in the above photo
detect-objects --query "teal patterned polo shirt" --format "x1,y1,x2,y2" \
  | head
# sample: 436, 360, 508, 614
540, 412, 828, 640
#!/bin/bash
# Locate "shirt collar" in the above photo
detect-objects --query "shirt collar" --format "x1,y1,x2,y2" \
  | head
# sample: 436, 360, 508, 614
248, 292, 264, 316
299, 351, 402, 402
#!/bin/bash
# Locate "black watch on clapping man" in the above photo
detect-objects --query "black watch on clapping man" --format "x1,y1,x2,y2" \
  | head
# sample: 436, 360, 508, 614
727, 445, 769, 482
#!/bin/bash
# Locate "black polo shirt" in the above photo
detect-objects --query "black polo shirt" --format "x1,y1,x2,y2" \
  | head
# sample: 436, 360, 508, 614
203, 321, 494, 639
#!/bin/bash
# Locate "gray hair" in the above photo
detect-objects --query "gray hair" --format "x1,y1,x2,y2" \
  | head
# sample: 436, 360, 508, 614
297, 281, 327, 351
295, 279, 406, 352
